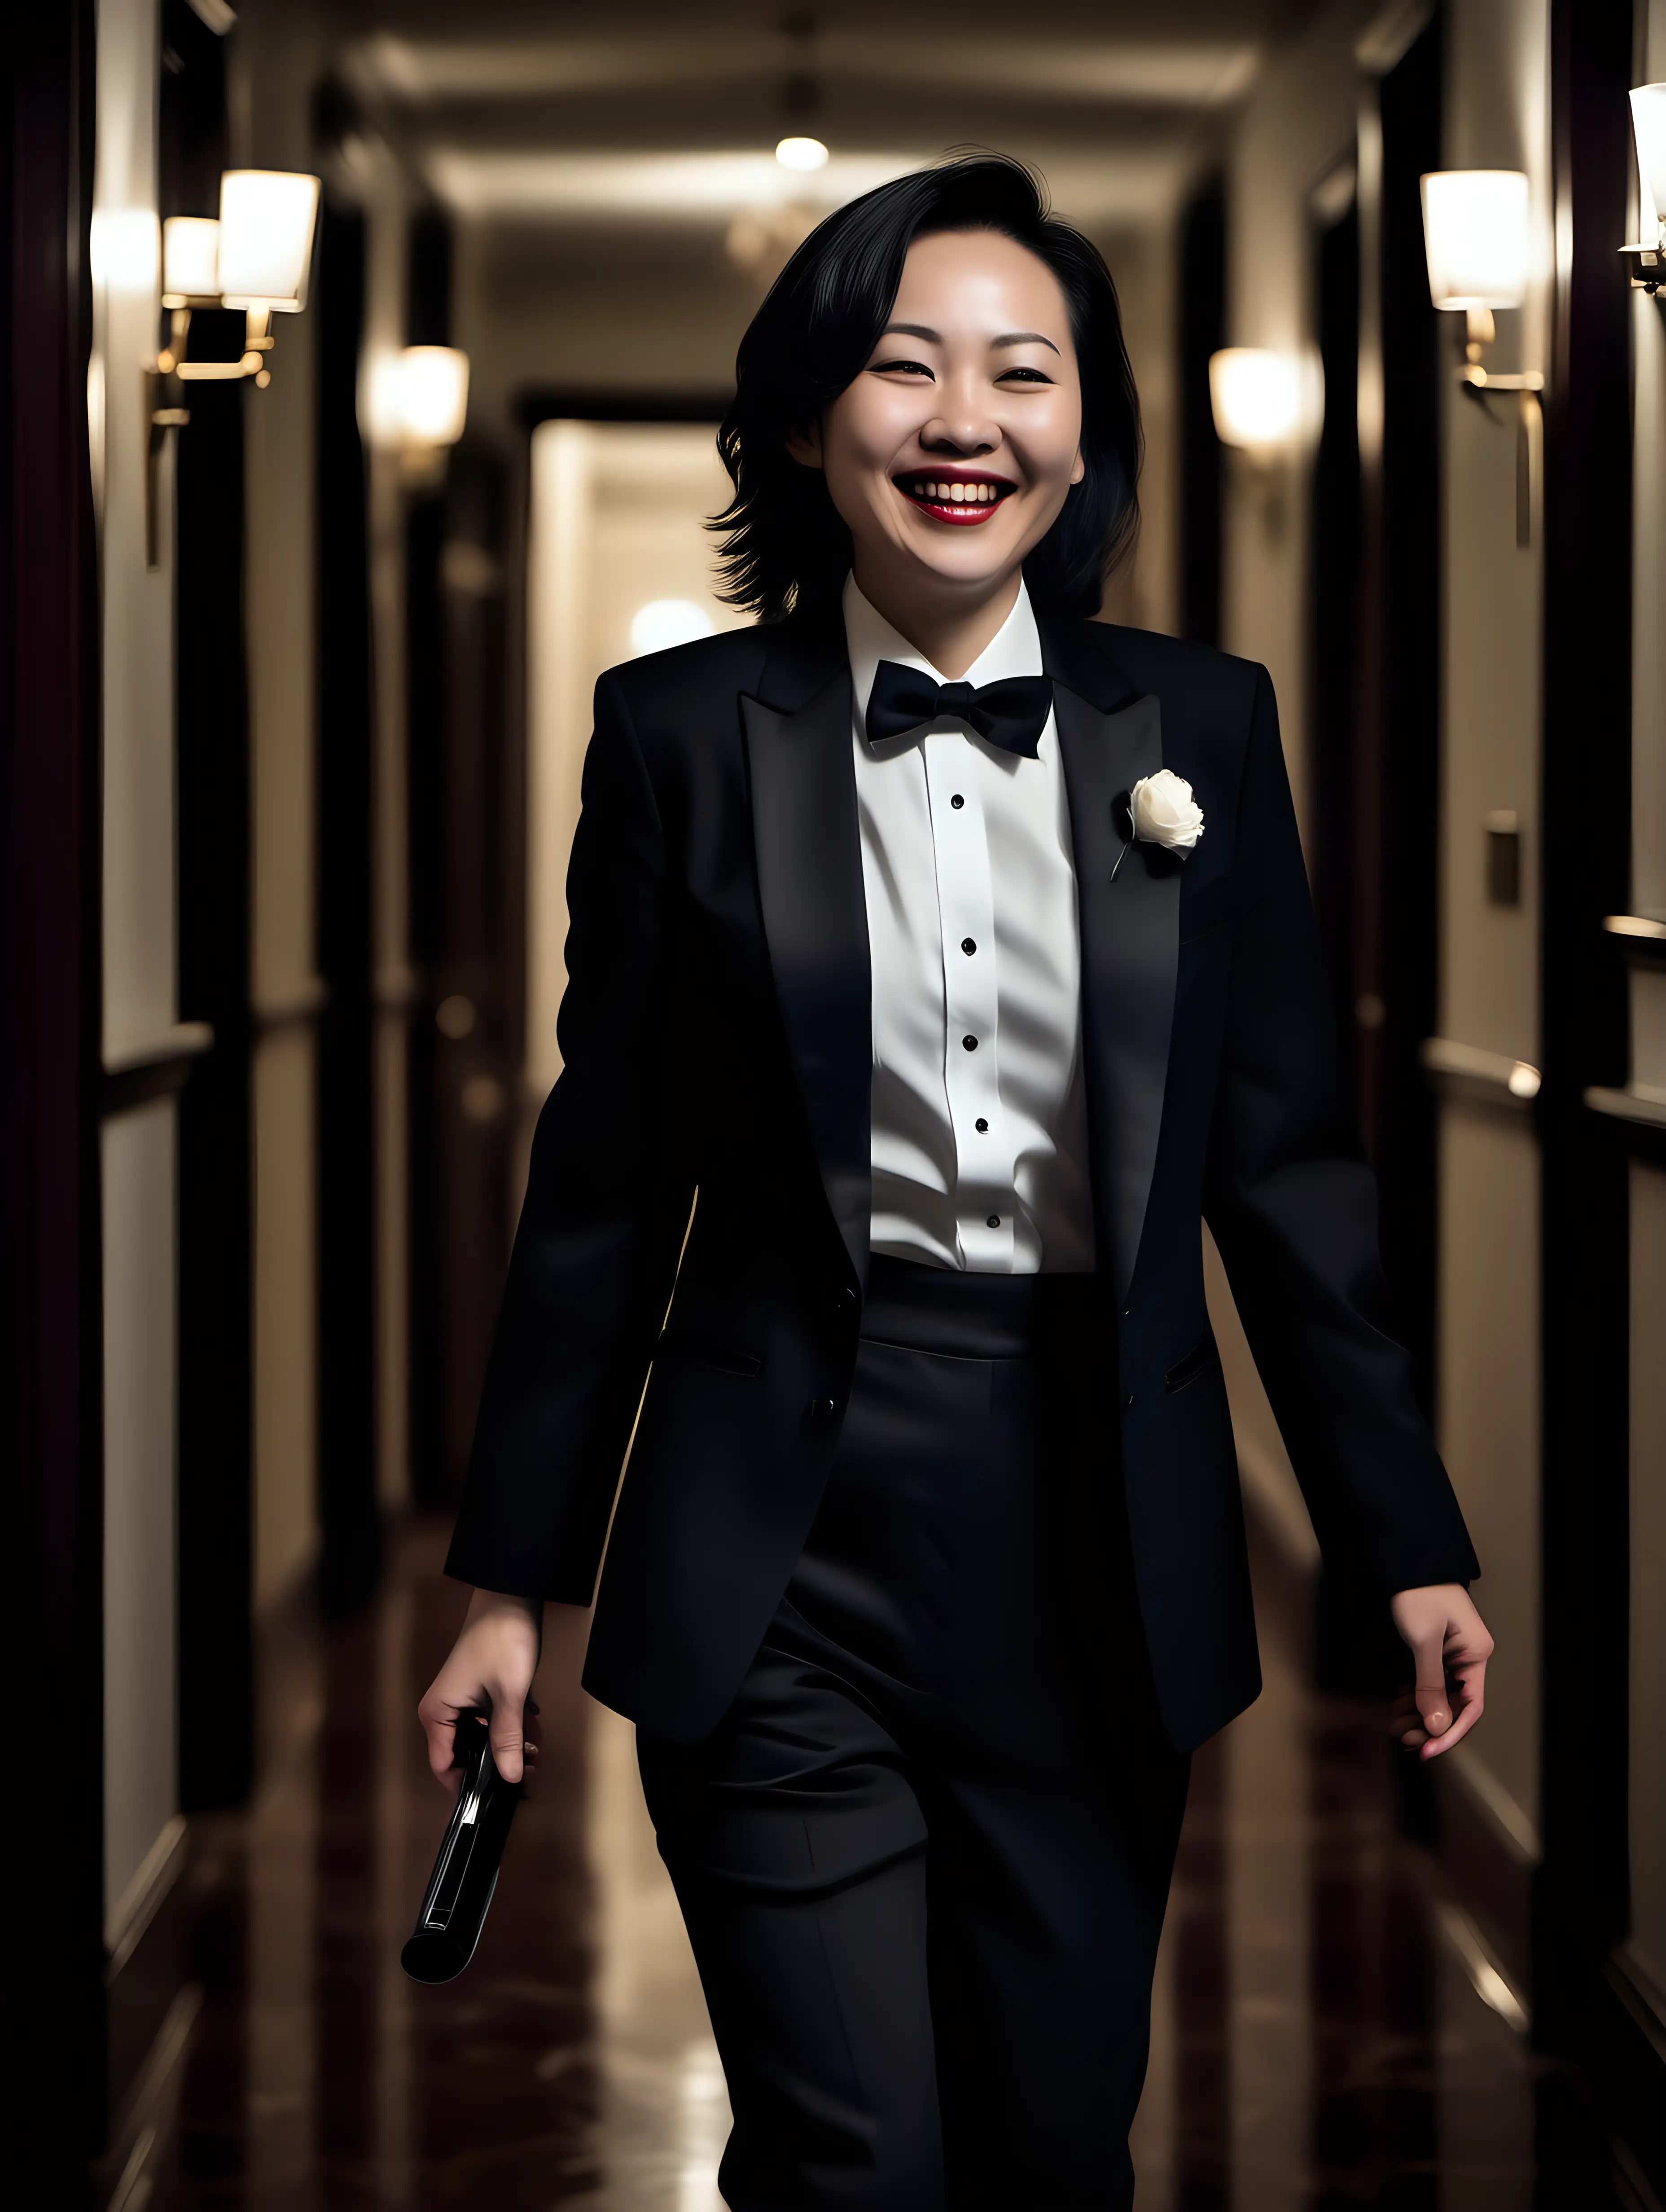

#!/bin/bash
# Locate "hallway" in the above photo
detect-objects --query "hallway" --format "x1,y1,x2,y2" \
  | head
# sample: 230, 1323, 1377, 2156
10, 2, 1666, 2202
147, 1519, 1613, 2212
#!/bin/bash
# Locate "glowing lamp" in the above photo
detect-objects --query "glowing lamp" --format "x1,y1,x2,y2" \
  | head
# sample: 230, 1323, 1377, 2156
1632, 85, 1666, 238
215, 169, 320, 312
162, 217, 220, 307
1207, 348, 1306, 455
1623, 85, 1666, 294
775, 136, 829, 173
391, 347, 470, 449
1419, 171, 1529, 312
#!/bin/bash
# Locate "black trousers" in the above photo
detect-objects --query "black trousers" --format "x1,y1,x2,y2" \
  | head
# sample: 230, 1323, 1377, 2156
637, 1255, 1192, 2211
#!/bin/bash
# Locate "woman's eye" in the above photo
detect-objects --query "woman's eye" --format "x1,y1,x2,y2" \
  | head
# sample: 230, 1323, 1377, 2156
869, 357, 934, 378
999, 366, 1053, 384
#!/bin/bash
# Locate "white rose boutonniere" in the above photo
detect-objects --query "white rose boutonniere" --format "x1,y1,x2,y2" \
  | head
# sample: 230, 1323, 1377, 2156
1114, 769, 1205, 878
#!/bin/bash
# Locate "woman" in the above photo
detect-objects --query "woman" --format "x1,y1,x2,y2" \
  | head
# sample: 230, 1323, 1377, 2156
420, 156, 1492, 2210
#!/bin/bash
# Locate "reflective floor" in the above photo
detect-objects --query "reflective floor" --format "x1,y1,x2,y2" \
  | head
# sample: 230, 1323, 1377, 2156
153, 1515, 1619, 2210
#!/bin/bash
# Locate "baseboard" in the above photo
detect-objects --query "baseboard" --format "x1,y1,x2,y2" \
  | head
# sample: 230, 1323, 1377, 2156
97, 1981, 202, 2212
1429, 1749, 1537, 2004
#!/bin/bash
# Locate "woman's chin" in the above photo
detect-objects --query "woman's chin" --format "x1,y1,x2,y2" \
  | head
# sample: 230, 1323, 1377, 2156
890, 523, 1028, 593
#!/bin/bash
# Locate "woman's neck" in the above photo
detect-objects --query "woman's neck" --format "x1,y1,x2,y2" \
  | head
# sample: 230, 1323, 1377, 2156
851, 558, 1022, 681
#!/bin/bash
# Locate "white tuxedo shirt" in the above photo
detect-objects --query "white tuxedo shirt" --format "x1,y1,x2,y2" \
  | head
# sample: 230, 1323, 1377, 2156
843, 572, 1096, 1274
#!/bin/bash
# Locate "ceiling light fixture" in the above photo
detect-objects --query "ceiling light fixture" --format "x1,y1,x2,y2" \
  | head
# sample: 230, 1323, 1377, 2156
775, 135, 829, 172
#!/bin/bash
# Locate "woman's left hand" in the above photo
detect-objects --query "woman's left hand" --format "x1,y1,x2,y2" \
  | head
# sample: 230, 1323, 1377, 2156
1388, 1583, 1494, 1760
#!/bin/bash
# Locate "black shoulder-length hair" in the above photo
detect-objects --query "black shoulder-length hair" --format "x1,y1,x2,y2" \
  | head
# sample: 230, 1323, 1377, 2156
711, 153, 1141, 623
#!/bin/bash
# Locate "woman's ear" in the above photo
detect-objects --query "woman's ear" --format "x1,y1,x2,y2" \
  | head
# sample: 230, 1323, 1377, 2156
785, 420, 825, 470
1070, 447, 1086, 486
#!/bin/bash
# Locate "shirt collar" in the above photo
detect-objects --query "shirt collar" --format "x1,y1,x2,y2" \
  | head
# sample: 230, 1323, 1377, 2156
842, 570, 1044, 722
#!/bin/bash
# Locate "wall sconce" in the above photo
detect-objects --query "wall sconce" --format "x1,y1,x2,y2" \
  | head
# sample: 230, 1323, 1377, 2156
1420, 170, 1541, 546
157, 170, 320, 391
1622, 83, 1666, 293
145, 171, 319, 563
369, 346, 470, 486
1209, 348, 1307, 456
1208, 349, 1319, 540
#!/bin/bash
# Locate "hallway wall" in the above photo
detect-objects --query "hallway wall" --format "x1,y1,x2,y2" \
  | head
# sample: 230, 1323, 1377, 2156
92, 0, 183, 1937
1625, 0, 1666, 2037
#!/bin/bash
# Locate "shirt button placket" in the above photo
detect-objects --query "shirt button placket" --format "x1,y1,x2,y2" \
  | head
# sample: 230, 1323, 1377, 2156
928, 728, 1003, 1267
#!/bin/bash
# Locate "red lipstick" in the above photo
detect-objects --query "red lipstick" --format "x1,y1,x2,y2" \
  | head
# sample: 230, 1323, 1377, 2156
894, 469, 1017, 526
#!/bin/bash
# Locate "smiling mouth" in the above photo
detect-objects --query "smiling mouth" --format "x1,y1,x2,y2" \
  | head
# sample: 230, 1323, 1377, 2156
895, 473, 1017, 526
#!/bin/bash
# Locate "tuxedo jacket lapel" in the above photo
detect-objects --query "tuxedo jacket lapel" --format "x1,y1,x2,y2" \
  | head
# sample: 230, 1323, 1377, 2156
741, 630, 872, 1289
1043, 619, 1180, 1308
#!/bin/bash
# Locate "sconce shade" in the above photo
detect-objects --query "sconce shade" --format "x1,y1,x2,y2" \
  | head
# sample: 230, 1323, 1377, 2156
216, 169, 320, 312
392, 347, 470, 448
162, 217, 219, 304
1420, 170, 1529, 310
1208, 348, 1308, 452
775, 136, 829, 171
1631, 84, 1666, 240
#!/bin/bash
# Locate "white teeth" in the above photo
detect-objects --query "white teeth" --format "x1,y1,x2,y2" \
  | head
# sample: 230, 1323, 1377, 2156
905, 478, 1006, 504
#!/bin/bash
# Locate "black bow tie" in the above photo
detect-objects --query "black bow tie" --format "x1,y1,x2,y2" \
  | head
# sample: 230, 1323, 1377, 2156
864, 660, 1052, 759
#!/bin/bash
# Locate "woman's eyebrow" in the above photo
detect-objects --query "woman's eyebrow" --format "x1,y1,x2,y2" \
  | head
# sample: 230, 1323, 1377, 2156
873, 322, 1061, 356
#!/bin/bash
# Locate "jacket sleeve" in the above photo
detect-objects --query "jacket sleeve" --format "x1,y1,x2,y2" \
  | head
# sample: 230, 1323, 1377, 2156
445, 668, 696, 1605
1202, 665, 1480, 1593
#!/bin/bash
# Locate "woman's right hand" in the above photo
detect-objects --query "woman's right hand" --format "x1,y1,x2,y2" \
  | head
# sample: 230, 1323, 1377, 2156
417, 1586, 544, 1795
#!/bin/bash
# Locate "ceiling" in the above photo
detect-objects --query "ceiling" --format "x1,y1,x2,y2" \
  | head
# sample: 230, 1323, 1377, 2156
329, 0, 1331, 236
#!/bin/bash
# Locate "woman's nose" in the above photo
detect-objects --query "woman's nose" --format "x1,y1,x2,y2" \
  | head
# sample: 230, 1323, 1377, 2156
920, 410, 999, 457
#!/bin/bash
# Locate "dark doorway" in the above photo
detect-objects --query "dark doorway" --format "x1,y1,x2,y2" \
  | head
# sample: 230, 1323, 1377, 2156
404, 207, 519, 1510
4, 0, 106, 2177
1370, 13, 1444, 1412
1176, 171, 1226, 648
315, 195, 381, 1615
407, 447, 517, 1509
164, 0, 255, 1817
1308, 168, 1363, 1099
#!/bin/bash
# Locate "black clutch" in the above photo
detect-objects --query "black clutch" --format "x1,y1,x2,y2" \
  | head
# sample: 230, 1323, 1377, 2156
401, 1708, 522, 1984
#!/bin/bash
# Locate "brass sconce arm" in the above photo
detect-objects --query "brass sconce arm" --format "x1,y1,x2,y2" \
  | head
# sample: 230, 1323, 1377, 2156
1453, 307, 1543, 548
156, 301, 276, 388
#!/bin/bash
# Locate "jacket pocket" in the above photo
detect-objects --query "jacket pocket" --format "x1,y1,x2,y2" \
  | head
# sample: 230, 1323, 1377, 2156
1164, 1329, 1221, 1394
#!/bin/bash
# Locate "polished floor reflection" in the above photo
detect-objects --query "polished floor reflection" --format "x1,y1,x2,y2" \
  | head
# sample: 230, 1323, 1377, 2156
154, 1516, 1618, 2209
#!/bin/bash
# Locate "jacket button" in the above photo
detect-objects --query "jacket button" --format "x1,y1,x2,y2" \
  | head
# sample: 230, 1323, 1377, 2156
808, 1397, 837, 1431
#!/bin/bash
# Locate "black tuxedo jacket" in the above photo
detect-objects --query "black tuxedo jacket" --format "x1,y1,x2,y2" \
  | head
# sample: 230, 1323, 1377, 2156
445, 606, 1479, 1751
